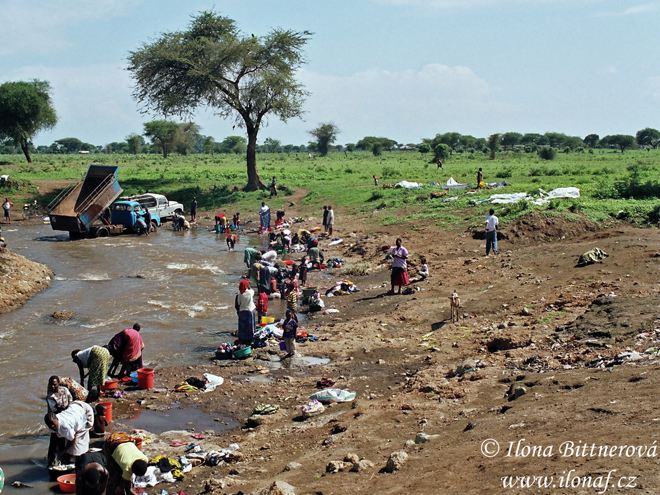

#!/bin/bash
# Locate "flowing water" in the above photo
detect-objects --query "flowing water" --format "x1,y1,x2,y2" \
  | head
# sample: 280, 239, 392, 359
0, 224, 279, 489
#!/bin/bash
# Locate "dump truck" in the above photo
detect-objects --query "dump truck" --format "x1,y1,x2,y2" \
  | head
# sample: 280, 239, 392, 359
47, 165, 159, 238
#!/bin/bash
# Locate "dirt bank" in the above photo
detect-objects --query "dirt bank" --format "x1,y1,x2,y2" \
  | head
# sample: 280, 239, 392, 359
0, 247, 54, 313
83, 210, 660, 495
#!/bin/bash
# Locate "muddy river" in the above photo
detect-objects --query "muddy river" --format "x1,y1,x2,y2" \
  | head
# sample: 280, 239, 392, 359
0, 224, 276, 489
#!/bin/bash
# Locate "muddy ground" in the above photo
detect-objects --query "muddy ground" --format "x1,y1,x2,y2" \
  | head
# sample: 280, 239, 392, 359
6, 202, 660, 494
0, 247, 53, 313
98, 210, 660, 495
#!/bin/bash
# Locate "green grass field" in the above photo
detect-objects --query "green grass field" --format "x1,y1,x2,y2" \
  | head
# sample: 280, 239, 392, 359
1, 148, 660, 228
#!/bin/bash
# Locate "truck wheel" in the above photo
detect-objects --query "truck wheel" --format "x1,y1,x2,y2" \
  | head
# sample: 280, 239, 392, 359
174, 208, 183, 216
69, 231, 86, 240
151, 220, 158, 232
96, 227, 109, 237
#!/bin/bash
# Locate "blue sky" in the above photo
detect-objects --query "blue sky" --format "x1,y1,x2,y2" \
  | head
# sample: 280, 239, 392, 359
1, 0, 658, 147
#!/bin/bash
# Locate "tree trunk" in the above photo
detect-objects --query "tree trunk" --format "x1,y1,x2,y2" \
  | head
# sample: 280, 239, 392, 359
244, 127, 265, 191
20, 137, 32, 164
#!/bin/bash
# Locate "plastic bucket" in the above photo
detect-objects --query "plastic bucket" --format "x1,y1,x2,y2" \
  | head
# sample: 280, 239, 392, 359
302, 287, 317, 298
137, 368, 154, 390
100, 379, 118, 391
279, 341, 287, 351
98, 402, 113, 423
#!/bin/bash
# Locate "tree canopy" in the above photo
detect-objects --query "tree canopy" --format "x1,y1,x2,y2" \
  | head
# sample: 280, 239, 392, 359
0, 80, 57, 163
128, 11, 311, 190
143, 120, 179, 158
636, 128, 660, 149
356, 136, 397, 152
309, 122, 339, 156
601, 134, 636, 152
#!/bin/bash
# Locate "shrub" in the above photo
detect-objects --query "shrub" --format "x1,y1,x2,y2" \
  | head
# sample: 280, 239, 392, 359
529, 167, 545, 176
381, 166, 396, 178
343, 263, 369, 277
538, 147, 557, 160
496, 168, 513, 179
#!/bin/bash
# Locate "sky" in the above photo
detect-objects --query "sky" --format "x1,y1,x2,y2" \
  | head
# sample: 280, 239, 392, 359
1, 0, 659, 147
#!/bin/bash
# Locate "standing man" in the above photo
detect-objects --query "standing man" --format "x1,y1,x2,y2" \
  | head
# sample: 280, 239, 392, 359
2, 198, 12, 224
190, 197, 197, 222
270, 176, 278, 198
485, 208, 499, 256
437, 159, 443, 169
142, 207, 152, 235
259, 202, 270, 230
322, 206, 329, 233
327, 206, 335, 236
477, 168, 484, 186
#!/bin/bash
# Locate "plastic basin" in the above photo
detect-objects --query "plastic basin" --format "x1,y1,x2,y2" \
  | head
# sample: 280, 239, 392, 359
57, 474, 76, 493
232, 347, 252, 359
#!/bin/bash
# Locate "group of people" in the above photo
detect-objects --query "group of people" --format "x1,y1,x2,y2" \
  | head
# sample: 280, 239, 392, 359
322, 206, 335, 236
43, 324, 147, 494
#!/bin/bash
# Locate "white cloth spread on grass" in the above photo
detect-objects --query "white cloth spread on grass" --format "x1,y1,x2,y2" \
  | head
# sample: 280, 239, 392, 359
395, 181, 421, 189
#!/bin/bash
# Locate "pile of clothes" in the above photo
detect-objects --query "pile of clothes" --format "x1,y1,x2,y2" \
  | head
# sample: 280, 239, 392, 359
174, 373, 224, 392
215, 343, 238, 359
325, 280, 360, 296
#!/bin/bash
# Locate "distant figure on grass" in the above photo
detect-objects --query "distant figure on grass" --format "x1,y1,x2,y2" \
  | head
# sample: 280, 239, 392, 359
322, 206, 328, 233
437, 159, 442, 169
388, 238, 409, 295
190, 196, 198, 222
485, 208, 499, 256
326, 206, 335, 236
226, 233, 237, 250
2, 198, 12, 224
270, 177, 278, 198
259, 202, 270, 230
373, 175, 379, 186
235, 279, 256, 344
477, 168, 483, 186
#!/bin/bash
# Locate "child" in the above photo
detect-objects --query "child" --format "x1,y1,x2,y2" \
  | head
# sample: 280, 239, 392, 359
93, 404, 108, 437
298, 257, 308, 287
418, 257, 429, 280
285, 282, 298, 312
256, 291, 268, 324
282, 310, 298, 358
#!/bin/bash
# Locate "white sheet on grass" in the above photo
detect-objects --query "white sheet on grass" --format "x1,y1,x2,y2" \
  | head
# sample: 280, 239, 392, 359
395, 181, 421, 189
487, 187, 580, 205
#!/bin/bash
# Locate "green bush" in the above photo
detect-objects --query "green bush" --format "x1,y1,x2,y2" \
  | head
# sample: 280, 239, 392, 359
538, 147, 557, 160
496, 168, 513, 179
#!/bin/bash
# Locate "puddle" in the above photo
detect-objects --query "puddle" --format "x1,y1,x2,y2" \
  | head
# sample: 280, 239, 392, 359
120, 406, 240, 435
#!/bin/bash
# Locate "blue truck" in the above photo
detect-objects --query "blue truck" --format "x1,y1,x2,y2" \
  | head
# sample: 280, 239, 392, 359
48, 165, 160, 238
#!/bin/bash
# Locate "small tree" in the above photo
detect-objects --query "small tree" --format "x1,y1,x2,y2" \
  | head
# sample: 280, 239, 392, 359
143, 120, 179, 158
488, 133, 500, 160
345, 143, 355, 152
126, 133, 143, 154
309, 122, 339, 157
584, 134, 599, 148
0, 80, 57, 163
174, 122, 201, 155
418, 143, 431, 154
538, 147, 557, 160
433, 143, 450, 162
372, 143, 382, 156
636, 128, 660, 149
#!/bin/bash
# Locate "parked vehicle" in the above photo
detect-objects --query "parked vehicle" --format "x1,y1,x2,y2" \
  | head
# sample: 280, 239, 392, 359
122, 193, 183, 220
108, 201, 161, 234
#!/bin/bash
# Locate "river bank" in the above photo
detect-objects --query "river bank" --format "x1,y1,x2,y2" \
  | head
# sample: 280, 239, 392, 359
77, 211, 660, 494
4, 209, 660, 494
0, 247, 53, 313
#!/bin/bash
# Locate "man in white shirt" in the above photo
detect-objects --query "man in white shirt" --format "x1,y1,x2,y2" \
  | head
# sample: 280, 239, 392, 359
326, 206, 335, 236
485, 208, 499, 256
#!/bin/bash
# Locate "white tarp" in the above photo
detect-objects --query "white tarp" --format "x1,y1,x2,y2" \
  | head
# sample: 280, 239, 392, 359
446, 177, 459, 186
395, 181, 421, 189
486, 187, 580, 205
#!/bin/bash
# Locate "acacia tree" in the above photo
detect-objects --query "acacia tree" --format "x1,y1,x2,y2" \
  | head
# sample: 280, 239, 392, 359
309, 122, 339, 156
128, 11, 311, 191
636, 128, 660, 149
0, 80, 57, 163
143, 120, 179, 158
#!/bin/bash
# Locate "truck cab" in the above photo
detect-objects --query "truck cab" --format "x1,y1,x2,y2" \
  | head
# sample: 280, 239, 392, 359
110, 201, 161, 233
123, 193, 184, 220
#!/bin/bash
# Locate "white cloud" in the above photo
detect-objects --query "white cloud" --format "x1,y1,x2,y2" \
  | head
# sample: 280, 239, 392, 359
264, 63, 515, 144
594, 2, 660, 16
0, 0, 139, 56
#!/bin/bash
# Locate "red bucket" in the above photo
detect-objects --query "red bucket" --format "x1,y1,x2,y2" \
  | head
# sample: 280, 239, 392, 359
98, 402, 112, 423
137, 368, 154, 390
